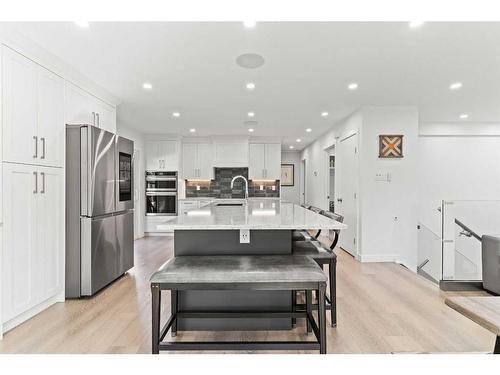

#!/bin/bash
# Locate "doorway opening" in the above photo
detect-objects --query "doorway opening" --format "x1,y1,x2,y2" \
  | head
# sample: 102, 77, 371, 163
300, 158, 306, 205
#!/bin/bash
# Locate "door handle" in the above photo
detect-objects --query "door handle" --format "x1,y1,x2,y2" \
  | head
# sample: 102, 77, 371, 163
40, 172, 45, 194
92, 112, 96, 126
96, 113, 100, 128
337, 198, 343, 203
33, 171, 38, 194
40, 137, 45, 159
33, 136, 38, 158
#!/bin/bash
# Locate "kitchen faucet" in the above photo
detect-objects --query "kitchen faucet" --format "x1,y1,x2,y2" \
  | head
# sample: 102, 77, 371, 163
230, 175, 249, 200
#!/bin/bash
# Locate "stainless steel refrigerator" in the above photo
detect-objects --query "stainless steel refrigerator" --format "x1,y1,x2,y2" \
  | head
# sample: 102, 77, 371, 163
65, 124, 134, 298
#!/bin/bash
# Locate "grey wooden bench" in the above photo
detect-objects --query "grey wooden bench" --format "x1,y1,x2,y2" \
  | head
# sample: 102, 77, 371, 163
150, 255, 328, 354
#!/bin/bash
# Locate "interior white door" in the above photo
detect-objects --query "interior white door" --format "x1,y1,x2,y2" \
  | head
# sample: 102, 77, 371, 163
37, 166, 63, 301
337, 133, 358, 256
264, 144, 281, 180
37, 65, 64, 168
2, 46, 38, 165
182, 143, 197, 179
248, 144, 265, 179
196, 143, 213, 179
2, 163, 38, 321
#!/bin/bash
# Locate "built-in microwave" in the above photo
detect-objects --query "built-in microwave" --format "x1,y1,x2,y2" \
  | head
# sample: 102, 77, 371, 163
146, 171, 177, 192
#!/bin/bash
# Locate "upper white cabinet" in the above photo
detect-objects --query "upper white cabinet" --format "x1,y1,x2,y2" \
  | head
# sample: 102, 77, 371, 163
2, 163, 63, 322
65, 81, 116, 133
249, 143, 281, 180
146, 140, 179, 171
2, 46, 64, 167
182, 142, 213, 179
213, 141, 248, 167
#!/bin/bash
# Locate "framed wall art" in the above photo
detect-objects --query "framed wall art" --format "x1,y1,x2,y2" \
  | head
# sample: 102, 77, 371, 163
281, 164, 294, 186
379, 135, 403, 158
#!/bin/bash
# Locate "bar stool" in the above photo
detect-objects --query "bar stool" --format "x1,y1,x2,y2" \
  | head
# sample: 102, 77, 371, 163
292, 205, 324, 242
292, 211, 344, 327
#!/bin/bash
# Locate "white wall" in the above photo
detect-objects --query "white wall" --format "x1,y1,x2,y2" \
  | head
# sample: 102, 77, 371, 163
301, 110, 363, 210
301, 107, 419, 269
280, 151, 301, 204
116, 124, 146, 239
358, 107, 419, 268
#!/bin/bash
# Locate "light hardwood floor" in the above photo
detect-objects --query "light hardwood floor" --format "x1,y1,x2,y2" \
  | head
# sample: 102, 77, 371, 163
0, 236, 494, 354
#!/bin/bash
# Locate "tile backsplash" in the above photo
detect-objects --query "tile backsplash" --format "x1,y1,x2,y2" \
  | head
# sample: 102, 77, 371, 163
185, 167, 280, 198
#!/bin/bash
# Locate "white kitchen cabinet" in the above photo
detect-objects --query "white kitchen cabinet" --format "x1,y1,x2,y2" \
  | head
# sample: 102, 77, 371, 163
2, 46, 65, 168
37, 65, 65, 168
182, 142, 213, 179
1, 164, 63, 323
65, 81, 116, 133
248, 143, 281, 180
2, 46, 39, 166
146, 140, 179, 171
213, 141, 248, 167
264, 144, 282, 180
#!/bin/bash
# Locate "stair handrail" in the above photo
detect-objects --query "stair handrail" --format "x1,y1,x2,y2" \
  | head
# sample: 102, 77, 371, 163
454, 219, 482, 242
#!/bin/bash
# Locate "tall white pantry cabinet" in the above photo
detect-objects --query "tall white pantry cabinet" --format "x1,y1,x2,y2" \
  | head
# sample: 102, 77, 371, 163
0, 44, 117, 336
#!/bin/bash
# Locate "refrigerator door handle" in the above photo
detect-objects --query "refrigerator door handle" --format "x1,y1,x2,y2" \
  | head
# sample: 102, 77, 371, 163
33, 136, 38, 158
40, 172, 45, 194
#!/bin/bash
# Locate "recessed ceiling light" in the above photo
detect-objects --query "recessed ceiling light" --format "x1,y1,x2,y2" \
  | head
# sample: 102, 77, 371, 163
189, 128, 196, 133
243, 21, 256, 28
321, 112, 329, 117
306, 128, 312, 132
172, 112, 180, 117
247, 111, 255, 117
296, 139, 302, 143
142, 82, 152, 90
348, 83, 358, 90
246, 82, 256, 90
409, 21, 424, 28
450, 82, 463, 90
248, 128, 254, 132
289, 146, 294, 149
459, 114, 469, 119
74, 21, 89, 28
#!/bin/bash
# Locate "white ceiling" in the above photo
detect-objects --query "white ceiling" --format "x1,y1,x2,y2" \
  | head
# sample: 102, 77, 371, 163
9, 22, 500, 149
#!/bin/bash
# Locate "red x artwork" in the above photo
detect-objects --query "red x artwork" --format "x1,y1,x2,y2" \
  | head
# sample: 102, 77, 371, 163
379, 135, 403, 158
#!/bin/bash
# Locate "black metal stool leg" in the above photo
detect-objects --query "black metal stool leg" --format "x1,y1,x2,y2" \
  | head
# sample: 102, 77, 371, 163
306, 290, 312, 333
291, 290, 297, 327
329, 258, 337, 327
171, 290, 178, 337
151, 284, 161, 354
318, 286, 327, 354
494, 335, 500, 354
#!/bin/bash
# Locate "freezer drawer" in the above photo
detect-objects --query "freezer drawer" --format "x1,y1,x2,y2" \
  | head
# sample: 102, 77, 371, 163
116, 210, 134, 275
81, 216, 118, 296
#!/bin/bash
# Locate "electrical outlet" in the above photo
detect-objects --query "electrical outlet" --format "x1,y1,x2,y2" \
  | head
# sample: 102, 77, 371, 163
196, 185, 200, 191
271, 185, 276, 191
260, 185, 264, 190
240, 229, 250, 243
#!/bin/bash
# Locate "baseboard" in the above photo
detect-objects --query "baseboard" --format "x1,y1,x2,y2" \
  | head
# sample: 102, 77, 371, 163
2, 294, 62, 334
358, 253, 398, 263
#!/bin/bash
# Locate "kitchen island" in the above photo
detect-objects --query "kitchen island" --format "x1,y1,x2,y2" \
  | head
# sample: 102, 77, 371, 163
157, 199, 346, 331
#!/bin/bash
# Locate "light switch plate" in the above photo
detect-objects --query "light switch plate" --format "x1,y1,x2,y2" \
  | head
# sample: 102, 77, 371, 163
240, 229, 250, 243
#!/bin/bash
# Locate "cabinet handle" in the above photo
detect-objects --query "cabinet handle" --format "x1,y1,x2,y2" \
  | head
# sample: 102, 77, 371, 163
33, 172, 38, 194
40, 137, 45, 159
96, 113, 100, 128
33, 136, 38, 158
40, 172, 45, 194
92, 112, 96, 126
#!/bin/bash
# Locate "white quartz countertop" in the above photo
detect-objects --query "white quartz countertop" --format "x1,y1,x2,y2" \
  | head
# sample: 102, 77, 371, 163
157, 199, 347, 231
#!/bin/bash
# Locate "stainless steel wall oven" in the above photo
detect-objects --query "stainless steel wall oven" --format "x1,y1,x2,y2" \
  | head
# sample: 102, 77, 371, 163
146, 171, 177, 215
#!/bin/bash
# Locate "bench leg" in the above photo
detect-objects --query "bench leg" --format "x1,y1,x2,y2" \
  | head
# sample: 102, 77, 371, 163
329, 258, 337, 327
151, 284, 161, 354
171, 290, 178, 337
318, 286, 327, 354
291, 290, 297, 327
306, 290, 312, 334
494, 335, 500, 354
